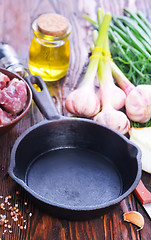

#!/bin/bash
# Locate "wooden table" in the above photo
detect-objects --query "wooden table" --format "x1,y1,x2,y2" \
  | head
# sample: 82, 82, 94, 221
0, 0, 151, 239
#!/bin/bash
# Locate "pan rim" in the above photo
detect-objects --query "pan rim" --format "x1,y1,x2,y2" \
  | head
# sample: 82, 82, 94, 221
9, 117, 142, 211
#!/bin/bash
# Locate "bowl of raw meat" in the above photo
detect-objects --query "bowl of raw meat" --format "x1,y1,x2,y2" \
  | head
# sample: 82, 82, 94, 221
0, 68, 32, 135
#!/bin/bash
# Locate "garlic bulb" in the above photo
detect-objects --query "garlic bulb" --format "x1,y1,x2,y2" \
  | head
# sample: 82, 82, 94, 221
126, 85, 151, 123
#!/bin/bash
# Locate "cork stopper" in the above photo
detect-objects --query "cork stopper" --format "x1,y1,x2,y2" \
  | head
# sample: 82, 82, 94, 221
37, 13, 69, 37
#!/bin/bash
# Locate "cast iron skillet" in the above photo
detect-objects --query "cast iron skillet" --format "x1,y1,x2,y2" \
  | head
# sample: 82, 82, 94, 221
9, 75, 142, 220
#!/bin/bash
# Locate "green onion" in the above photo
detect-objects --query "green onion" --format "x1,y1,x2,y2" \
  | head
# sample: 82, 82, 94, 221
84, 8, 151, 127
124, 9, 151, 38
65, 13, 111, 118
137, 11, 151, 31
93, 9, 130, 134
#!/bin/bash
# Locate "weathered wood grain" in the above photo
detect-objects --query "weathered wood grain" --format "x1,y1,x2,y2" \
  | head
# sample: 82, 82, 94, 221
0, 0, 151, 239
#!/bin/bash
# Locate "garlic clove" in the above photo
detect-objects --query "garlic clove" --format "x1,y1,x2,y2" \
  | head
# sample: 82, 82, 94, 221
123, 211, 144, 230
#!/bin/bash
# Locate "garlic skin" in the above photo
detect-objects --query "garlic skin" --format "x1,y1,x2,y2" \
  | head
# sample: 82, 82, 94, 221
126, 85, 151, 123
95, 60, 129, 135
97, 82, 126, 110
94, 106, 130, 134
110, 85, 126, 110
112, 62, 151, 123
97, 64, 126, 110
65, 85, 101, 117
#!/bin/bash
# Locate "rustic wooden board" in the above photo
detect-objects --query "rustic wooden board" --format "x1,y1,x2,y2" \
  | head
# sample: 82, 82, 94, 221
0, 0, 151, 239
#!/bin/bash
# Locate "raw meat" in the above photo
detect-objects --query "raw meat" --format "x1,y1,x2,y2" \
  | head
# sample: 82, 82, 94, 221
0, 72, 10, 90
0, 108, 12, 125
0, 78, 27, 115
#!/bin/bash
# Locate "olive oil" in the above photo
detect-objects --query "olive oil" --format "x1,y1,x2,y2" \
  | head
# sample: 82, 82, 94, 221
28, 14, 71, 81
29, 36, 70, 81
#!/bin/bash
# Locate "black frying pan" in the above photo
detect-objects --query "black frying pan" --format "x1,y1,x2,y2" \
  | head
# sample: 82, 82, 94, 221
9, 75, 142, 220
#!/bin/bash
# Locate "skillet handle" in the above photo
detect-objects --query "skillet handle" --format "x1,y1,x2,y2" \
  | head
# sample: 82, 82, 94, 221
134, 180, 151, 205
25, 75, 61, 120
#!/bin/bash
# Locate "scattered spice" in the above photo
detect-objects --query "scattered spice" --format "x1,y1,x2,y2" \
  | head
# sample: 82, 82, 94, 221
1, 203, 5, 208
123, 211, 144, 230
0, 219, 4, 226
0, 192, 33, 237
13, 217, 18, 222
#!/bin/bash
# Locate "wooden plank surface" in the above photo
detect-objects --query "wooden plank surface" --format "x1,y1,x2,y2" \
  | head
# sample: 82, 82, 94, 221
0, 0, 151, 239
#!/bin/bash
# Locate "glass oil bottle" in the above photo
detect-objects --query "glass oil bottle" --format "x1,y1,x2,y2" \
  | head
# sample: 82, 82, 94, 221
28, 13, 71, 81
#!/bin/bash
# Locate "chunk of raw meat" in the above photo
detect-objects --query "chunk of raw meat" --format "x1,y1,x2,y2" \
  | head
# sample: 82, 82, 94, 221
0, 72, 10, 90
0, 78, 27, 115
0, 108, 12, 125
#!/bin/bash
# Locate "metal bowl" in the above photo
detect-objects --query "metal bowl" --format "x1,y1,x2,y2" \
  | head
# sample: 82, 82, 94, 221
0, 68, 32, 135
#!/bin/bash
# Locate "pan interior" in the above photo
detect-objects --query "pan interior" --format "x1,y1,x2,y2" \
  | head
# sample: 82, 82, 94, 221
25, 147, 123, 209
